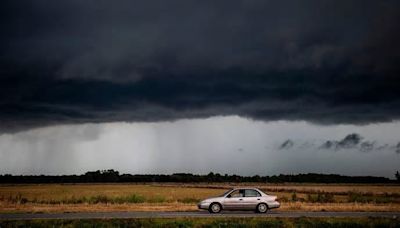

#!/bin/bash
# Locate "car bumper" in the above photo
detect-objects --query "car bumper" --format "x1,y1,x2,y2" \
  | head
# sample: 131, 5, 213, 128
197, 202, 211, 210
268, 201, 280, 209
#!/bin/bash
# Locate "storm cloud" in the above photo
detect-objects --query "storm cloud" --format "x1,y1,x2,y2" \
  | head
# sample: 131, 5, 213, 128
280, 133, 399, 154
1, 0, 400, 132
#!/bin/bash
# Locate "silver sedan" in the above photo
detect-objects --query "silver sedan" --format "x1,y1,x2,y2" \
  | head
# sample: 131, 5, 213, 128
198, 188, 280, 213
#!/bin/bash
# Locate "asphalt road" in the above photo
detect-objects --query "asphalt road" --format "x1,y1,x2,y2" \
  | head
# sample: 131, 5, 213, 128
1, 211, 399, 220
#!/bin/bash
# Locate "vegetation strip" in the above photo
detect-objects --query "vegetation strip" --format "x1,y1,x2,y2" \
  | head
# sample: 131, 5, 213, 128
1, 217, 400, 228
1, 169, 398, 184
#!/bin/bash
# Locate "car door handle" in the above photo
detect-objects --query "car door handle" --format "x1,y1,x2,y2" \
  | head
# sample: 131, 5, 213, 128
239, 199, 243, 200
257, 199, 260, 200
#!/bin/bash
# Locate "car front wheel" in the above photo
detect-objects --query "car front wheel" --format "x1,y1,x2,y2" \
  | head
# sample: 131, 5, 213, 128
208, 203, 222, 213
256, 203, 268, 213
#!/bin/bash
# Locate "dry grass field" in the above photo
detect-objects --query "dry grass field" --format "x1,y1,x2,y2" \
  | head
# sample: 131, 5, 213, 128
0, 183, 399, 213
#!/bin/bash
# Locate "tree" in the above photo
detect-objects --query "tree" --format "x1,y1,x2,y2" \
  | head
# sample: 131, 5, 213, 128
396, 171, 400, 182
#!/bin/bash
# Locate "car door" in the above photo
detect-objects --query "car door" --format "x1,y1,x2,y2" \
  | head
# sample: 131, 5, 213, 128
242, 189, 262, 209
223, 189, 245, 209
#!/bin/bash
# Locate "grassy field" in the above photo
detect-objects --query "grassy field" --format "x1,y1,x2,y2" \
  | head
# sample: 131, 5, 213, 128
1, 217, 399, 228
0, 183, 399, 213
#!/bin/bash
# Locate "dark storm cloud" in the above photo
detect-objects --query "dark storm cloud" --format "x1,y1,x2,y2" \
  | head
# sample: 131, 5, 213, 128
320, 133, 363, 150
337, 133, 363, 149
396, 143, 400, 154
280, 133, 399, 154
279, 140, 294, 150
1, 0, 400, 131
360, 141, 375, 153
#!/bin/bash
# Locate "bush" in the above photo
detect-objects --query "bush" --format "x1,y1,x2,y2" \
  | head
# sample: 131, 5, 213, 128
291, 192, 297, 201
88, 195, 110, 204
7, 193, 28, 204
348, 192, 393, 204
178, 197, 199, 204
307, 192, 335, 203
147, 196, 167, 203
123, 194, 145, 203
279, 196, 289, 202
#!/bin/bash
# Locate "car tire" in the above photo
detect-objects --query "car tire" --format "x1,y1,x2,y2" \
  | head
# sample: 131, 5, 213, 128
256, 203, 268, 213
208, 203, 222, 213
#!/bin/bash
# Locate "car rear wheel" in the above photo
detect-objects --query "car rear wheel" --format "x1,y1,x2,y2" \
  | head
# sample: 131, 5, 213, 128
256, 203, 268, 213
208, 203, 222, 213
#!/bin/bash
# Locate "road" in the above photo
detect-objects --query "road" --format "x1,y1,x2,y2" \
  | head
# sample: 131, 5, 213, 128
1, 211, 399, 220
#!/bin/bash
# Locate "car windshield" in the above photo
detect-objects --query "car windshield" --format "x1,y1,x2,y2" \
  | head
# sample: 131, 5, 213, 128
219, 189, 233, 197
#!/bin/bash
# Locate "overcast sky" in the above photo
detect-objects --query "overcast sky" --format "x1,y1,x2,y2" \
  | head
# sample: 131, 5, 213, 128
1, 1, 400, 177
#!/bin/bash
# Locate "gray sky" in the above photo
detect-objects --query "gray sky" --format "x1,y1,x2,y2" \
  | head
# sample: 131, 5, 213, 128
1, 116, 399, 178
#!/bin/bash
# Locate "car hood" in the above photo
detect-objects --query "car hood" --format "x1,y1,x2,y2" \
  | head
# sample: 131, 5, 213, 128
201, 197, 223, 203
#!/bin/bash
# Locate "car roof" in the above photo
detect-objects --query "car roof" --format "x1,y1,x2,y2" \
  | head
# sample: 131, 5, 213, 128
231, 187, 261, 191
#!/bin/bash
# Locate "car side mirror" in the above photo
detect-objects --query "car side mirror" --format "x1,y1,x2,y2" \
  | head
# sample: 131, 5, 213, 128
226, 195, 231, 198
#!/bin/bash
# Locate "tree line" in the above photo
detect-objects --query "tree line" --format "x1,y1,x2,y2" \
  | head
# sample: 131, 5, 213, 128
0, 169, 398, 183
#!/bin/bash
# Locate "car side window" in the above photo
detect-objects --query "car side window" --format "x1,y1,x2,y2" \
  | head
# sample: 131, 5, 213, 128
244, 189, 261, 197
228, 189, 244, 198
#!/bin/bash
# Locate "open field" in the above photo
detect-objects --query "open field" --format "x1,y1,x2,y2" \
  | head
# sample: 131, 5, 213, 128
0, 183, 399, 213
1, 217, 400, 228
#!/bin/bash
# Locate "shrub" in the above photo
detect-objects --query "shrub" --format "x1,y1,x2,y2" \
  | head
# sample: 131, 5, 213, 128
291, 192, 297, 201
88, 195, 110, 204
279, 196, 289, 202
307, 192, 335, 203
124, 194, 145, 203
147, 196, 167, 203
347, 192, 393, 204
178, 197, 199, 204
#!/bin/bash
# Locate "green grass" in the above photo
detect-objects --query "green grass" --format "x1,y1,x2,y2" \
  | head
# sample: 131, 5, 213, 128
0, 217, 399, 228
